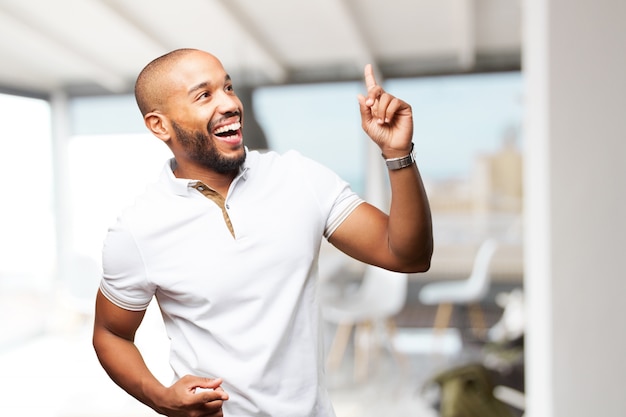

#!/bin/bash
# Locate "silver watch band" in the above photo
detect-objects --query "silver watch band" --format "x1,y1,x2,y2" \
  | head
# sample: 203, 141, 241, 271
384, 143, 415, 170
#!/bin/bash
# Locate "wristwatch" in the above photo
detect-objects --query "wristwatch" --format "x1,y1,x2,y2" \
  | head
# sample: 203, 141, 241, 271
384, 143, 415, 170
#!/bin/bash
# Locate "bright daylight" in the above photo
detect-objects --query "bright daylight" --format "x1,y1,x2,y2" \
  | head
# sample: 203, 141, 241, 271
1, 1, 624, 417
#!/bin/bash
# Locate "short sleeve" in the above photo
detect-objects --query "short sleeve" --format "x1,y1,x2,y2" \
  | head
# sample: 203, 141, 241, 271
324, 185, 364, 238
285, 151, 364, 239
99, 217, 155, 311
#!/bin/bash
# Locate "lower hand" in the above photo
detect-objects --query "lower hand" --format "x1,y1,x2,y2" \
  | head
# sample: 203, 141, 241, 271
156, 375, 229, 417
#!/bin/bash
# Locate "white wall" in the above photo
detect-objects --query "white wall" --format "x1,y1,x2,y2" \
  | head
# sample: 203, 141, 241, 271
524, 1, 626, 416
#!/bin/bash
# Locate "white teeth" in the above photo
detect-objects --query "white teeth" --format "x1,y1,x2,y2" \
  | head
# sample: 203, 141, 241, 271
214, 122, 241, 134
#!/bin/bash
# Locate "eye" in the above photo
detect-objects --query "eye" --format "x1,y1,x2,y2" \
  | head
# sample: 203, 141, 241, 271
199, 91, 210, 99
225, 84, 235, 93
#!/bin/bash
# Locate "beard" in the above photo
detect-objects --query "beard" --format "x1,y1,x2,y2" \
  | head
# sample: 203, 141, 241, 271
171, 121, 246, 174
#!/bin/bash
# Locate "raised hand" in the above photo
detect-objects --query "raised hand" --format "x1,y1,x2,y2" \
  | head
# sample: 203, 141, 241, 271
357, 64, 414, 157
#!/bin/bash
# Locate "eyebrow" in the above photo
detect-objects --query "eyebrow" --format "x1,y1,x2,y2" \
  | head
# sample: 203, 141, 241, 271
188, 74, 232, 96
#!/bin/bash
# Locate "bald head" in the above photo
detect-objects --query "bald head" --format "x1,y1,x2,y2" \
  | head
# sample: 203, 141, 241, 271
134, 48, 204, 116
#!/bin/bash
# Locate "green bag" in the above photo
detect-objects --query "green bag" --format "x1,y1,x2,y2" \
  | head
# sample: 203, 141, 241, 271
430, 363, 515, 417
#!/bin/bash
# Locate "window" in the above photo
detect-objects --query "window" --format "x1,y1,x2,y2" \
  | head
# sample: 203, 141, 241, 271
0, 94, 54, 289
0, 93, 54, 348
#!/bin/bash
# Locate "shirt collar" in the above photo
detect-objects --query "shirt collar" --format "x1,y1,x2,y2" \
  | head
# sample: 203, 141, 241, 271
160, 148, 252, 196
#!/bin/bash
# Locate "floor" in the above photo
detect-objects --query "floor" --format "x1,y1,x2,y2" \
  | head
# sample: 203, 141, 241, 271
325, 328, 468, 417
323, 298, 510, 417
0, 285, 520, 417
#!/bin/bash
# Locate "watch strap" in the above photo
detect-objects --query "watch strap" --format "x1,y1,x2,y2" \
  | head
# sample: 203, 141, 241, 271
384, 143, 415, 170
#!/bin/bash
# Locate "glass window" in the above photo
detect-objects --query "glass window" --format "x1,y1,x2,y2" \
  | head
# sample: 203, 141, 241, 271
0, 94, 54, 289
0, 93, 54, 349
254, 81, 367, 195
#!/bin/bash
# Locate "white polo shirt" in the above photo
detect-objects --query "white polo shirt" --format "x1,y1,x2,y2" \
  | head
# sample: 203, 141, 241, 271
100, 149, 363, 417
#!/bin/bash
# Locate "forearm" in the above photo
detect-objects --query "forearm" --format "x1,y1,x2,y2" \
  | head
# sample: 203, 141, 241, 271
386, 160, 433, 270
93, 326, 166, 413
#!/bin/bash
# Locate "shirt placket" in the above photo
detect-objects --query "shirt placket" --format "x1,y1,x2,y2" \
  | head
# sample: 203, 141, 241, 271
193, 182, 235, 238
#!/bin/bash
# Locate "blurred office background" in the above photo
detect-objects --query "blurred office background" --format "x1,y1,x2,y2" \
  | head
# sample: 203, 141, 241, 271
0, 1, 624, 416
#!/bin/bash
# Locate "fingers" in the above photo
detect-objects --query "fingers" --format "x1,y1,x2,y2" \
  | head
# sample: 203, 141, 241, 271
362, 64, 399, 124
362, 89, 402, 125
379, 96, 405, 125
364, 64, 376, 89
197, 387, 229, 402
192, 377, 229, 401
195, 376, 223, 390
363, 64, 378, 103
203, 402, 225, 417
197, 384, 227, 417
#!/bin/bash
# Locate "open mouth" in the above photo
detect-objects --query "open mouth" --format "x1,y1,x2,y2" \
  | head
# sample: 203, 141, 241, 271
213, 122, 241, 139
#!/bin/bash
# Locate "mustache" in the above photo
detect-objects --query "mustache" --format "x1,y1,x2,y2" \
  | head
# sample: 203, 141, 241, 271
208, 110, 242, 131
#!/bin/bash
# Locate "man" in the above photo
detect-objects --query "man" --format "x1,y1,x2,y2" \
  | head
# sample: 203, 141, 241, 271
93, 48, 432, 417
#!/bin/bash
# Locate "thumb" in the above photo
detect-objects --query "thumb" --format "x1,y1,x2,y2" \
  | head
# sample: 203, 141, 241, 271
357, 94, 374, 124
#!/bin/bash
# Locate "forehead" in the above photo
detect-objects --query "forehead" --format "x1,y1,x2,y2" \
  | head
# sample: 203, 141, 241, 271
167, 51, 229, 93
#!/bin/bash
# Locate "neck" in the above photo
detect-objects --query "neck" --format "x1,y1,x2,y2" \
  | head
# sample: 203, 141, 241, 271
173, 161, 238, 197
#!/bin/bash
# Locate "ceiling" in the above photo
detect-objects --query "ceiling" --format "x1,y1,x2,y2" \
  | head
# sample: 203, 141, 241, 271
0, 0, 522, 98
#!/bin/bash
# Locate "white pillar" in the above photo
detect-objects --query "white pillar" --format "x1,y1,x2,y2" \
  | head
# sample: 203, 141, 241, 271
524, 1, 626, 416
50, 90, 73, 282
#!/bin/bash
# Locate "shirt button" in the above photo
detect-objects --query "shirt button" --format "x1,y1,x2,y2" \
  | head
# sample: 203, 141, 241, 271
225, 204, 230, 209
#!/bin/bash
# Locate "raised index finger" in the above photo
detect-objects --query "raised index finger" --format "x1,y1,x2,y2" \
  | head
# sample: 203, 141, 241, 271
364, 64, 378, 91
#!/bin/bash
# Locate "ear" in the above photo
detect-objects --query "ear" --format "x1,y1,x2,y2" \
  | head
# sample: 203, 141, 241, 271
144, 112, 171, 143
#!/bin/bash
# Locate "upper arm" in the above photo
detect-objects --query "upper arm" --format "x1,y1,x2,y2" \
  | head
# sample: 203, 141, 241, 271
328, 202, 432, 272
327, 202, 396, 268
94, 289, 146, 343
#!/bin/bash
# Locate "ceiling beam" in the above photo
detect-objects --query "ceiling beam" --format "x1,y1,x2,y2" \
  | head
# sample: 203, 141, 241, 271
97, 0, 171, 52
336, 0, 382, 79
213, 0, 288, 84
0, 1, 128, 93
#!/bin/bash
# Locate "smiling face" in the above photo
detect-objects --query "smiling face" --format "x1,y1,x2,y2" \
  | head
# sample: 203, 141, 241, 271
171, 118, 245, 174
138, 49, 246, 175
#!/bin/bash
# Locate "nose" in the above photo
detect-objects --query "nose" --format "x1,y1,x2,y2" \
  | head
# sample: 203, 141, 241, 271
216, 90, 240, 114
